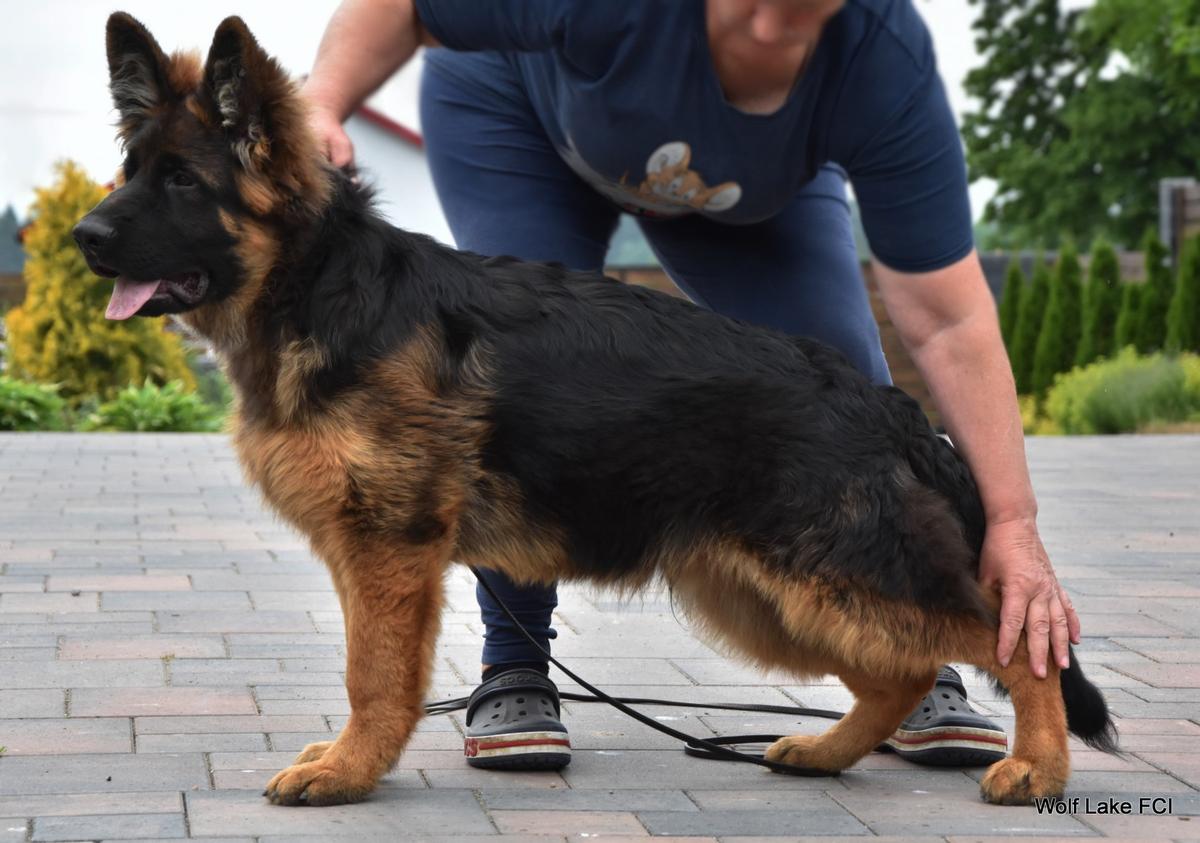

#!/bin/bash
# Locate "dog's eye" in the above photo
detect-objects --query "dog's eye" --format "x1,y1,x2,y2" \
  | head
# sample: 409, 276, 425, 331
168, 171, 196, 189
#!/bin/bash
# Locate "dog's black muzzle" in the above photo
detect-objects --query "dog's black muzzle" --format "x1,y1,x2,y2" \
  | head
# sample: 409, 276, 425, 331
72, 215, 120, 277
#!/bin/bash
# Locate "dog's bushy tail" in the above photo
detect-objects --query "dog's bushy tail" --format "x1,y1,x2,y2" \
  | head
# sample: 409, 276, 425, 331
1061, 644, 1120, 752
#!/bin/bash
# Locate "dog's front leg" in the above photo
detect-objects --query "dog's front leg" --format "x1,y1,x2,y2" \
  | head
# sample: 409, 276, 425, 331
264, 540, 449, 806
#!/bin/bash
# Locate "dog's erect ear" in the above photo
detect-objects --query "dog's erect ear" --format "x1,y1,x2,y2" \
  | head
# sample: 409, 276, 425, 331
201, 16, 331, 215
204, 16, 291, 169
106, 12, 172, 143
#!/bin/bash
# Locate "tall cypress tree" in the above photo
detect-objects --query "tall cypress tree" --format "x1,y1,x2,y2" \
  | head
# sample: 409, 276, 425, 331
999, 259, 1025, 351
1012, 256, 1052, 393
1136, 228, 1173, 352
1077, 237, 1121, 365
1113, 282, 1141, 351
1166, 234, 1200, 353
1033, 242, 1083, 394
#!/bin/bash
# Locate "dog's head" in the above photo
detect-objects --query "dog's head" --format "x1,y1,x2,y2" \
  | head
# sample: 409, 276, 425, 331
73, 13, 331, 343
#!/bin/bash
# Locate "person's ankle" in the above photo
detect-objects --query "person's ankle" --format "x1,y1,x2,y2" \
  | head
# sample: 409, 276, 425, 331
481, 661, 550, 682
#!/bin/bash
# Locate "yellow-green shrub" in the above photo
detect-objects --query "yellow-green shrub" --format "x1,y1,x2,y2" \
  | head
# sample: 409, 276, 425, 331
4, 161, 194, 405
1041, 347, 1200, 434
1017, 394, 1061, 436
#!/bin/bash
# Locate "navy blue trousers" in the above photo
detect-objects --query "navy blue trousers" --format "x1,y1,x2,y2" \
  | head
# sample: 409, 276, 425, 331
419, 52, 891, 670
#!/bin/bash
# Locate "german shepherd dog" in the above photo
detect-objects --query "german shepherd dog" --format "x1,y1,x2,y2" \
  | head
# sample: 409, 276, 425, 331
75, 13, 1117, 807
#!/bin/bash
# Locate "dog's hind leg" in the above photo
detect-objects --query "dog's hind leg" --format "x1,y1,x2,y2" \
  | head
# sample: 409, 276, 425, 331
765, 669, 936, 772
959, 629, 1069, 805
264, 539, 449, 806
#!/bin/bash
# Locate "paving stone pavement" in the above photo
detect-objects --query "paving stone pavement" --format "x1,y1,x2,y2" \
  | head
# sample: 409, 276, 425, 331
0, 432, 1197, 841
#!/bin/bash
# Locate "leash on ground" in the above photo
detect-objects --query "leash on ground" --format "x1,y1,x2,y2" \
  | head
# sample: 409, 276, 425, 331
421, 567, 846, 776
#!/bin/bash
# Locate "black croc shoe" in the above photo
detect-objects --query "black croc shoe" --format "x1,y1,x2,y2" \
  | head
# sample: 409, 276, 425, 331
880, 666, 1008, 766
464, 667, 571, 770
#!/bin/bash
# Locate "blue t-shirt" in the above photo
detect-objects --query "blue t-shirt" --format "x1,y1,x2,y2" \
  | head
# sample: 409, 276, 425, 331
414, 0, 972, 273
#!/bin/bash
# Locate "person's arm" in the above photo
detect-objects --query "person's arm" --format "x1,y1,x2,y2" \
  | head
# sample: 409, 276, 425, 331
302, 0, 438, 166
873, 252, 1081, 677
838, 6, 1080, 676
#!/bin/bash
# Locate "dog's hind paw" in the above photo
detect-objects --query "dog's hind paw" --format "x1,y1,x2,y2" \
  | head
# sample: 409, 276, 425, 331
263, 758, 375, 806
979, 757, 1065, 805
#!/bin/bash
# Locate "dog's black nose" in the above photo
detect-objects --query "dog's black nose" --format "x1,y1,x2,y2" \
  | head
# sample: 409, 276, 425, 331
72, 217, 115, 253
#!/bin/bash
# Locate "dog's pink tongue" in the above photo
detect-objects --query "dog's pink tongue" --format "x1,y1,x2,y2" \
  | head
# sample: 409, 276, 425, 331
106, 278, 162, 320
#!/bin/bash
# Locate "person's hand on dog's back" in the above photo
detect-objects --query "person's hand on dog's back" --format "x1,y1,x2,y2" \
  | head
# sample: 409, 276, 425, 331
306, 103, 356, 169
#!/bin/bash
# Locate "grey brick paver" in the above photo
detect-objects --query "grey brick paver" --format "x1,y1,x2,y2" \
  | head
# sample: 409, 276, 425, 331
135, 732, 269, 753
46, 575, 192, 592
637, 805, 868, 837
0, 689, 65, 718
134, 715, 328, 734
0, 433, 1196, 840
185, 789, 493, 837
0, 660, 164, 689
31, 813, 186, 841
491, 809, 649, 836
0, 791, 181, 817
60, 636, 228, 660
0, 753, 209, 795
480, 789, 698, 813
0, 717, 131, 755
70, 687, 258, 717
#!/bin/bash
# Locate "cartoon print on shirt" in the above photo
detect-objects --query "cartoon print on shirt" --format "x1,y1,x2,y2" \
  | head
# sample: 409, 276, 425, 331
637, 142, 741, 212
557, 138, 743, 218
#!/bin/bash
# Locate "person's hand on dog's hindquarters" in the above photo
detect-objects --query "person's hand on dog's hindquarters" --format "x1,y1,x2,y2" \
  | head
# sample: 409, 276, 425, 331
978, 515, 1081, 679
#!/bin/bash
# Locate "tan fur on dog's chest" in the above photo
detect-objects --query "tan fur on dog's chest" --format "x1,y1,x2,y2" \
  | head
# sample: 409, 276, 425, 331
232, 414, 366, 558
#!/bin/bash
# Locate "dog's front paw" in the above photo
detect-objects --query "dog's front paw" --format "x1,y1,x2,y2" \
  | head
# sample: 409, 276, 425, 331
263, 757, 375, 806
979, 757, 1065, 805
291, 740, 335, 765
764, 735, 838, 772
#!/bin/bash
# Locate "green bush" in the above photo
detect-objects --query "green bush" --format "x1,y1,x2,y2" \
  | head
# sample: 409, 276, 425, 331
79, 380, 223, 432
1042, 347, 1200, 434
0, 376, 66, 431
1012, 256, 1052, 393
1076, 238, 1121, 366
1135, 229, 1172, 353
1167, 234, 1200, 353
1032, 242, 1082, 395
998, 259, 1025, 351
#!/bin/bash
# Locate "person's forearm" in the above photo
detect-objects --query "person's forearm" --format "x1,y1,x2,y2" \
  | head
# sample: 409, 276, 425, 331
304, 0, 425, 120
907, 311, 1036, 525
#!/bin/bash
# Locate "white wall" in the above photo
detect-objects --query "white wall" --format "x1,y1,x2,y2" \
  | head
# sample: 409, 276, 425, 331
344, 115, 453, 247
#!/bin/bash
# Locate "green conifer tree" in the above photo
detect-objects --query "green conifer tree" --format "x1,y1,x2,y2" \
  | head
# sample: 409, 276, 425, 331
998, 259, 1025, 352
1135, 229, 1172, 353
1011, 256, 1052, 393
1077, 237, 1121, 365
1032, 242, 1083, 394
1113, 282, 1141, 351
1166, 234, 1200, 353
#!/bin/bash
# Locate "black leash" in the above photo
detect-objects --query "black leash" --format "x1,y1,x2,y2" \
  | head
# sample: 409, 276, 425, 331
421, 567, 846, 776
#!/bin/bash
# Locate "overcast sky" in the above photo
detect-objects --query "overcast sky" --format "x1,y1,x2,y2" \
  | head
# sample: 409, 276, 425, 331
0, 1, 1072, 220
